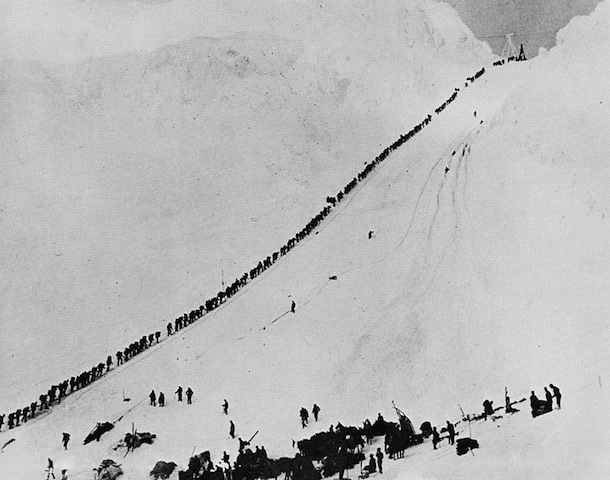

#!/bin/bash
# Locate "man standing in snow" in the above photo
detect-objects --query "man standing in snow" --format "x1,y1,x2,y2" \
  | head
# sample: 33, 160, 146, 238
312, 404, 320, 422
62, 432, 70, 450
22, 406, 30, 423
544, 387, 553, 412
550, 384, 562, 409
186, 387, 193, 404
375, 447, 384, 474
149, 390, 157, 407
159, 392, 165, 407
291, 300, 296, 313
446, 421, 455, 445
482, 399, 494, 420
432, 427, 440, 450
46, 458, 55, 479
223, 399, 229, 415
176, 386, 183, 402
238, 437, 249, 453
230, 420, 236, 439
530, 391, 540, 417
300, 407, 309, 428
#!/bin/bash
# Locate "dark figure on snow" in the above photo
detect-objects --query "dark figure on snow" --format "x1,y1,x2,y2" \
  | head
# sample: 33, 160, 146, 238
363, 418, 373, 444
150, 390, 157, 407
544, 387, 553, 412
223, 399, 229, 415
239, 437, 250, 453
62, 432, 70, 450
155, 331, 161, 343
550, 384, 562, 409
159, 392, 165, 407
47, 458, 55, 479
222, 451, 230, 465
291, 300, 296, 313
167, 322, 173, 336
106, 355, 112, 372
446, 421, 455, 445
176, 386, 183, 402
186, 387, 193, 404
483, 399, 494, 420
312, 403, 320, 422
300, 407, 309, 428
363, 454, 376, 474
368, 230, 374, 239
530, 391, 540, 417
61, 469, 68, 480
230, 420, 236, 439
376, 447, 384, 474
432, 426, 440, 450
505, 395, 519, 414
0, 414, 4, 431
444, 166, 450, 175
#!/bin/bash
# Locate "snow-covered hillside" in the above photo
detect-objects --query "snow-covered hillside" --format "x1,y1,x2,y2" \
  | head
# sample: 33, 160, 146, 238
2, 1, 610, 479
0, 0, 491, 411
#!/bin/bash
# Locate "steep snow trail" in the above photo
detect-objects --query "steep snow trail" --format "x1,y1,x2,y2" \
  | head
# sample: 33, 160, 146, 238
0, 61, 537, 479
3, 51, 610, 480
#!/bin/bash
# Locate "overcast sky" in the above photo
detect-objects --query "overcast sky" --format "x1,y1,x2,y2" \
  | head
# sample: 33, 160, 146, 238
445, 0, 603, 57
0, 0, 605, 63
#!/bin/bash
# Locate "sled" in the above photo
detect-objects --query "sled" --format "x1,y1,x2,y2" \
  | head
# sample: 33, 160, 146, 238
532, 401, 551, 418
84, 422, 115, 444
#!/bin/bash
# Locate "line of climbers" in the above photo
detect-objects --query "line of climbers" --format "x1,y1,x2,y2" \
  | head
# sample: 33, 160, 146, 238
0, 330, 165, 432
493, 49, 527, 67
0, 61, 499, 432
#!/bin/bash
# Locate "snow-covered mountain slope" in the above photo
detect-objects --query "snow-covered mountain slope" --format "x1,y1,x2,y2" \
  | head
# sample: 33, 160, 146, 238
0, 0, 492, 411
0, 0, 491, 63
2, 1, 610, 479
3, 46, 610, 477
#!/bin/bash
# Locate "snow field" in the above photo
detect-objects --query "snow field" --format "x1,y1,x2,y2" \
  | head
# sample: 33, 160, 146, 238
2, 1, 610, 479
